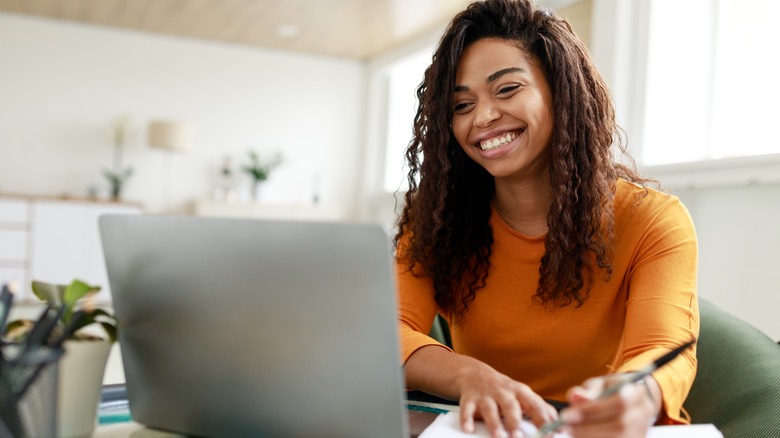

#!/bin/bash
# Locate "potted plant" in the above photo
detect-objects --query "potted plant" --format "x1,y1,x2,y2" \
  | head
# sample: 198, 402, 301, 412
4, 279, 117, 438
102, 116, 133, 201
241, 150, 283, 201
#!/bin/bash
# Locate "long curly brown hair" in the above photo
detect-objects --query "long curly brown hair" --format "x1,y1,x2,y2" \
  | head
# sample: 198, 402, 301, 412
394, 0, 648, 319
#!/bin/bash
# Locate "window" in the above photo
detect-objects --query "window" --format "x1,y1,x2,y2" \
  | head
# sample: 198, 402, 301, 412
382, 45, 433, 192
641, 0, 780, 166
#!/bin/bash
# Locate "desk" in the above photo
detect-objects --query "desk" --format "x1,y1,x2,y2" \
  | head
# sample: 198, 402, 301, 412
94, 409, 440, 438
93, 387, 447, 438
93, 389, 721, 438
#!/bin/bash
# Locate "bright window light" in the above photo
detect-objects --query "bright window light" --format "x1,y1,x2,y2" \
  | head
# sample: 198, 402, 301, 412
383, 45, 433, 193
642, 0, 780, 166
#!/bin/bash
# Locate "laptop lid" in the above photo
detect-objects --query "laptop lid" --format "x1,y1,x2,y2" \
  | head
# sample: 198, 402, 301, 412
99, 214, 408, 438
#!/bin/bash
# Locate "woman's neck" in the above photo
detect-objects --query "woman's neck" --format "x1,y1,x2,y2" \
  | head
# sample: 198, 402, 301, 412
492, 175, 554, 237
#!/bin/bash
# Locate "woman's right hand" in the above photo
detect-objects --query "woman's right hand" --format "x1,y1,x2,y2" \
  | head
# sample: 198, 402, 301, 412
456, 361, 557, 438
405, 345, 557, 438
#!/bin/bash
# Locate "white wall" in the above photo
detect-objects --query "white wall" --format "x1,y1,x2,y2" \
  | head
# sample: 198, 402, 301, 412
0, 12, 366, 216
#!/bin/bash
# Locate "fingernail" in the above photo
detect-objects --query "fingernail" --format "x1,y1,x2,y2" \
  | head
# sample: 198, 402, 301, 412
512, 429, 525, 438
463, 419, 474, 433
493, 429, 508, 438
561, 409, 582, 424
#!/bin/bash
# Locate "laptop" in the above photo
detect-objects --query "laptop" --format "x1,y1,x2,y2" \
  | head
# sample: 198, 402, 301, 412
99, 214, 409, 438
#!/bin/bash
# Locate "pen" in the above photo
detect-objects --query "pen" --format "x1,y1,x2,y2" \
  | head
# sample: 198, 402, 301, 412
51, 309, 86, 348
532, 339, 696, 438
0, 283, 16, 332
10, 305, 65, 397
18, 305, 61, 356
0, 283, 15, 363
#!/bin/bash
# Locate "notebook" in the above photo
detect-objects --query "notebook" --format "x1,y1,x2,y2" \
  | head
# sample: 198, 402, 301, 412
99, 214, 409, 438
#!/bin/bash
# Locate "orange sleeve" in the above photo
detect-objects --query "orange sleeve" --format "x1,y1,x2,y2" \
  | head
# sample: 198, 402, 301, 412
395, 238, 453, 364
615, 196, 699, 424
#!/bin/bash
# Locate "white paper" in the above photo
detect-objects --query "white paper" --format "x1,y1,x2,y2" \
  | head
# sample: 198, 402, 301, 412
418, 412, 723, 438
647, 424, 724, 437
417, 412, 565, 438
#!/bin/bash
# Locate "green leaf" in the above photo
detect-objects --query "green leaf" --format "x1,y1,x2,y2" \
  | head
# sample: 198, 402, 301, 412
91, 308, 117, 325
241, 150, 283, 182
72, 308, 117, 343
100, 322, 118, 343
25, 278, 117, 342
31, 281, 65, 306
3, 319, 31, 342
62, 279, 100, 309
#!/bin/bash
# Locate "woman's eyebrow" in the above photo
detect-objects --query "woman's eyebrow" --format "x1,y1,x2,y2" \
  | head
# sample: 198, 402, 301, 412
454, 67, 527, 92
486, 67, 526, 84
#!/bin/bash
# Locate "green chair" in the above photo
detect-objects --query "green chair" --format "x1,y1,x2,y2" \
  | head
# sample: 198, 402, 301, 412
428, 314, 452, 348
684, 299, 780, 437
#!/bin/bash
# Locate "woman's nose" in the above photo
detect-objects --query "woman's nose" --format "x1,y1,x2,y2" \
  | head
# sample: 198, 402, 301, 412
473, 102, 500, 127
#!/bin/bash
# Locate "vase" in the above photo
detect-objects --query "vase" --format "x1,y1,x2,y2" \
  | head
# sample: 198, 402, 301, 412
109, 180, 122, 201
58, 340, 112, 438
250, 180, 266, 201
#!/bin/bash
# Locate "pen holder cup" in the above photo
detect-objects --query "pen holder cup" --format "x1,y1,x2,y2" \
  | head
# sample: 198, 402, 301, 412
0, 347, 61, 438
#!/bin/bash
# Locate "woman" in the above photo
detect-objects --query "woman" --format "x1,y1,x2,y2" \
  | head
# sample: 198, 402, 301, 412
394, 0, 699, 437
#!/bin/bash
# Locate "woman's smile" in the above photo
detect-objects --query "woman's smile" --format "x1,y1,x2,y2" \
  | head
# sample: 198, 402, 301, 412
477, 129, 522, 151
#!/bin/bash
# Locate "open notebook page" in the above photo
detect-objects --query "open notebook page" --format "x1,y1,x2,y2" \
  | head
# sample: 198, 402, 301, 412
419, 412, 723, 438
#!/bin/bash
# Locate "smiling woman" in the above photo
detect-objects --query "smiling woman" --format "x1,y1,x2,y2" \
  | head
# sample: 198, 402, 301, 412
393, 1, 700, 438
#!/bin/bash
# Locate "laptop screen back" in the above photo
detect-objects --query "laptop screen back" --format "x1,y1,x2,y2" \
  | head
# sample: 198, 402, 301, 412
99, 214, 408, 438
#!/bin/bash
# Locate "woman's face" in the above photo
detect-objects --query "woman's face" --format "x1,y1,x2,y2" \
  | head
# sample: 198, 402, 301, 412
451, 38, 554, 181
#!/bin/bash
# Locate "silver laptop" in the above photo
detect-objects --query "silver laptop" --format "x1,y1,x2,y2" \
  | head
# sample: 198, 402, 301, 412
99, 214, 409, 438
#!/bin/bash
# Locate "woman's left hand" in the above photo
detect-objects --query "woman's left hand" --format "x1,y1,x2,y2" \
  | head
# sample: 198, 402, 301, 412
558, 374, 661, 438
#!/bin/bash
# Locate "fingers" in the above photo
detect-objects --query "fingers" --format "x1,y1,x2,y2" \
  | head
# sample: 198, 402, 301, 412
460, 400, 478, 434
566, 377, 605, 404
478, 398, 509, 438
460, 384, 553, 438
493, 393, 523, 436
515, 383, 558, 427
455, 364, 558, 438
561, 378, 656, 437
461, 393, 520, 438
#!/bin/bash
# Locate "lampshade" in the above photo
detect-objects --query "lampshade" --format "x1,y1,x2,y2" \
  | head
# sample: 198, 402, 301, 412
148, 120, 192, 151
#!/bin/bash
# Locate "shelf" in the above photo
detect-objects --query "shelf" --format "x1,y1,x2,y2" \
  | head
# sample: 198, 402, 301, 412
193, 199, 344, 222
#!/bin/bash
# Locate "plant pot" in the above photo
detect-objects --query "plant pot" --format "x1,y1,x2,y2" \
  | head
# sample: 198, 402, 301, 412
58, 339, 112, 438
250, 180, 266, 201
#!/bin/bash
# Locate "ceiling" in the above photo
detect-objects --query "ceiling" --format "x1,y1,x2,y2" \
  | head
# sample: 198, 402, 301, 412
0, 0, 577, 60
0, 0, 479, 59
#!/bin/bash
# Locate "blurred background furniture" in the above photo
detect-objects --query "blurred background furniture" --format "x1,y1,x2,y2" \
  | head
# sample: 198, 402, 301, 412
0, 195, 141, 302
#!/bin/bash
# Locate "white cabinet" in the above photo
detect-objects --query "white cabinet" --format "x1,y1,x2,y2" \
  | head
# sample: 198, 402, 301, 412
0, 198, 31, 295
0, 196, 141, 302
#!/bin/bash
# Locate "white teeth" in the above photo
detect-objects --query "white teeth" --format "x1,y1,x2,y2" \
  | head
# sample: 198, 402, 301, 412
480, 131, 518, 151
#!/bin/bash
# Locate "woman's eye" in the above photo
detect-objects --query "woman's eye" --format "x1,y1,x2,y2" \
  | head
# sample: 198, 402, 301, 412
453, 102, 472, 112
497, 84, 521, 95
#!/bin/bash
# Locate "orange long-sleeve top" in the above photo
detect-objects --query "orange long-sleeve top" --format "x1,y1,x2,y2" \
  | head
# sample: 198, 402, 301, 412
396, 180, 699, 424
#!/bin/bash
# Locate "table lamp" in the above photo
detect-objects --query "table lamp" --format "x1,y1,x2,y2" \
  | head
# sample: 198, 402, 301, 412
148, 120, 192, 212
148, 120, 191, 152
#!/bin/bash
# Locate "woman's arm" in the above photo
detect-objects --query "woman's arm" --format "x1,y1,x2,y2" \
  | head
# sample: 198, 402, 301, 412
558, 193, 698, 436
396, 253, 556, 438
616, 196, 699, 423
